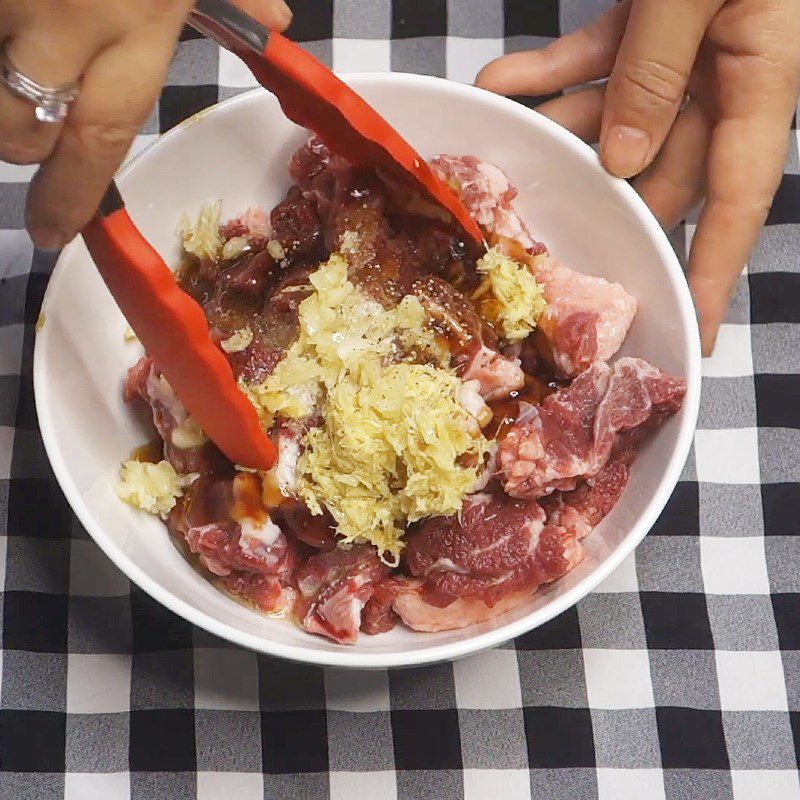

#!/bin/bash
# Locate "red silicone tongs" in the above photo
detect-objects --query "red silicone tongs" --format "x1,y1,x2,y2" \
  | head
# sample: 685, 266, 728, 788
82, 0, 482, 471
188, 0, 482, 242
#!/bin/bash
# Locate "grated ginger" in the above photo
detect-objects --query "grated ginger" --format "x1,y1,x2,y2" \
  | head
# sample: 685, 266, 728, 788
243, 253, 486, 562
181, 201, 222, 261
473, 246, 547, 341
116, 460, 197, 519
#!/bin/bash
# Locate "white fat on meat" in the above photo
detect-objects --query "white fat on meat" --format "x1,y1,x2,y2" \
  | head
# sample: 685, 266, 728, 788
238, 515, 283, 560
462, 345, 524, 402
457, 378, 491, 436
145, 370, 208, 449
274, 428, 302, 496
391, 581, 539, 633
533, 256, 638, 377
471, 443, 498, 493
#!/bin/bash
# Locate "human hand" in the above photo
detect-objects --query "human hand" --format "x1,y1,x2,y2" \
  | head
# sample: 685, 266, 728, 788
0, 0, 292, 251
477, 0, 800, 355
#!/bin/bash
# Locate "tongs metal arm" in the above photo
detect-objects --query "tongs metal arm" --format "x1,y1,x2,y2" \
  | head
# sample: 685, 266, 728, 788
188, 0, 270, 55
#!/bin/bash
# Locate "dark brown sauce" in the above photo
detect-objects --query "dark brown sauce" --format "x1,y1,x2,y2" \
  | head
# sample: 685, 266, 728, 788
279, 500, 337, 551
231, 472, 267, 525
129, 439, 163, 464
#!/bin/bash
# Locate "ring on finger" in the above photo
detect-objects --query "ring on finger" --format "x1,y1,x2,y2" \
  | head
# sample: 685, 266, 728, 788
0, 40, 80, 123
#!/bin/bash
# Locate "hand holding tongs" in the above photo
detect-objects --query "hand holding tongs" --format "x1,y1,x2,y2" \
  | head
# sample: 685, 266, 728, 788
82, 0, 481, 470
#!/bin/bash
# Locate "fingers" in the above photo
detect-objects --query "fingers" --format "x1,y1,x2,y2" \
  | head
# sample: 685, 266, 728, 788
0, 27, 106, 165
536, 84, 606, 143
475, 1, 630, 96
26, 15, 188, 249
600, 0, 723, 179
633, 100, 710, 230
233, 0, 293, 31
688, 112, 791, 355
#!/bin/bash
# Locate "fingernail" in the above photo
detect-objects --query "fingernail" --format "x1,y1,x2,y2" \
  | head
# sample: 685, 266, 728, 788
601, 125, 650, 179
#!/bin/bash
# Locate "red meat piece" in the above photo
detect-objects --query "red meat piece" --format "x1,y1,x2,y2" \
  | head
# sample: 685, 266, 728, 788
500, 357, 686, 499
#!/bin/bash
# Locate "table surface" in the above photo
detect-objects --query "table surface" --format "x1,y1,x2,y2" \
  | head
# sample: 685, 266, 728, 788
2, 3, 800, 799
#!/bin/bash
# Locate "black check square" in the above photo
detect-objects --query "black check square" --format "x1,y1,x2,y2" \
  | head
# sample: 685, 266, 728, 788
7, 478, 73, 540
286, 0, 333, 41
755, 374, 800, 429
159, 85, 218, 133
762, 483, 800, 535
9, 375, 37, 431
772, 594, 800, 649
640, 593, 714, 650
515, 607, 582, 650
0, 710, 66, 772
750, 273, 800, 324
129, 710, 197, 772
392, 0, 447, 38
650, 482, 700, 536
505, 0, 560, 37
261, 711, 329, 774
3, 592, 68, 653
22, 273, 48, 326
766, 175, 800, 226
130, 591, 194, 653
523, 707, 595, 768
392, 709, 462, 770
656, 708, 729, 769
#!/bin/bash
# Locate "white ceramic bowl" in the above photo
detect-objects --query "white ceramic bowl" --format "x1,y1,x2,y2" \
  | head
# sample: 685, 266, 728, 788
34, 74, 700, 668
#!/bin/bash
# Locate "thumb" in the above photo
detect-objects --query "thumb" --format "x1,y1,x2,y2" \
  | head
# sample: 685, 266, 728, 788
232, 0, 293, 32
600, 0, 721, 179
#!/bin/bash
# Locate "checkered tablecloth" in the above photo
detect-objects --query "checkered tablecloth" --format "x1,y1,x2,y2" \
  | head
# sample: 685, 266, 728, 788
2, 2, 799, 799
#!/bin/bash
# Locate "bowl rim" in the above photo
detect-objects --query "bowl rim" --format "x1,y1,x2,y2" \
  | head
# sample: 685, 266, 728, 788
34, 72, 701, 669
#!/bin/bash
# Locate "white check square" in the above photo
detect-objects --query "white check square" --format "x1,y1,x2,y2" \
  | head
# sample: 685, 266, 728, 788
716, 651, 788, 711
583, 649, 655, 709
597, 769, 666, 800
446, 38, 504, 84
464, 769, 531, 800
732, 770, 800, 799
218, 48, 258, 88
65, 773, 130, 800
325, 668, 390, 712
701, 324, 754, 378
329, 771, 397, 800
453, 648, 523, 709
67, 654, 131, 714
700, 537, 771, 595
198, 772, 263, 800
694, 428, 760, 485
194, 647, 259, 711
332, 39, 391, 73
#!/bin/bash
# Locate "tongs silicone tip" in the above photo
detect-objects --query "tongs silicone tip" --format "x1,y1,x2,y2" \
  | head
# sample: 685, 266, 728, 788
83, 182, 276, 471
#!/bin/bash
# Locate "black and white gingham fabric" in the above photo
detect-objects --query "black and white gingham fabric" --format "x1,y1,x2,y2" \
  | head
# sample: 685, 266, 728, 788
2, 2, 800, 798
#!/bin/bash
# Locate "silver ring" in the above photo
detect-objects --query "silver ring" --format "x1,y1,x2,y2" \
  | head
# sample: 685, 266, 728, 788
0, 43, 79, 123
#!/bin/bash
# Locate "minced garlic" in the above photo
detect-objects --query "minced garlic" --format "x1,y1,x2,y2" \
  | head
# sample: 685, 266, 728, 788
181, 201, 222, 261
267, 239, 286, 261
220, 327, 254, 354
116, 460, 197, 518
473, 246, 547, 341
